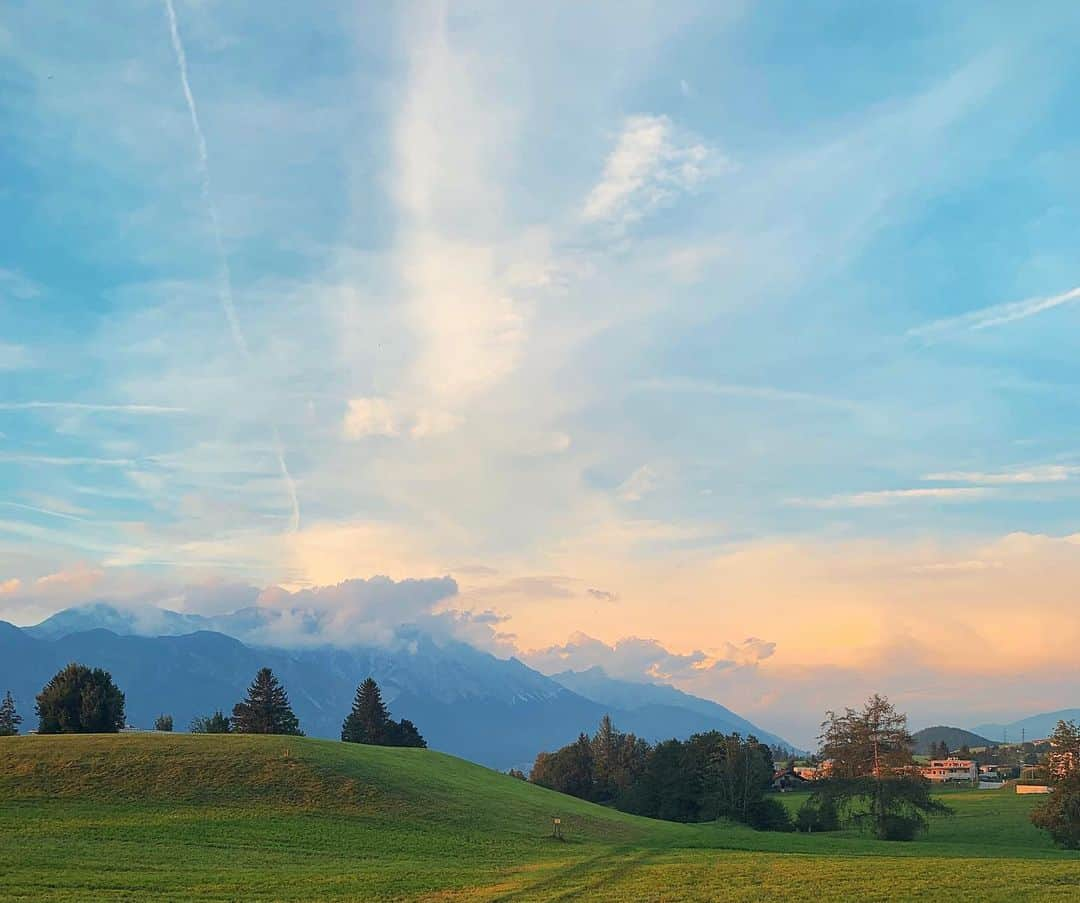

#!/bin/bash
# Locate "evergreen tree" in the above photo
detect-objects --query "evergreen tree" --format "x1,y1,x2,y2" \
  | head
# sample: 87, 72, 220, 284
341, 677, 390, 744
231, 668, 303, 735
35, 663, 125, 733
0, 691, 22, 736
591, 714, 620, 800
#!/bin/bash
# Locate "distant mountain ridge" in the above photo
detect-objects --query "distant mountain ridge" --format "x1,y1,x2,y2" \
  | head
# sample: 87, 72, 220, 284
972, 709, 1080, 744
2, 604, 795, 769
911, 725, 993, 755
551, 666, 794, 751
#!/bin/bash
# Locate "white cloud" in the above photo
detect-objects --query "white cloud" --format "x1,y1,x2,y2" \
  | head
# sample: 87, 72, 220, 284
0, 401, 186, 414
910, 285, 1080, 337
790, 487, 991, 508
410, 407, 462, 438
635, 377, 860, 411
582, 114, 721, 226
924, 465, 1080, 485
617, 465, 658, 502
523, 630, 764, 682
342, 398, 462, 440
343, 397, 400, 438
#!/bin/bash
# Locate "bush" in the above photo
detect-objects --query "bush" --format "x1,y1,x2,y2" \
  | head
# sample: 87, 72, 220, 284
795, 797, 840, 833
876, 814, 922, 841
154, 714, 173, 732
746, 797, 794, 832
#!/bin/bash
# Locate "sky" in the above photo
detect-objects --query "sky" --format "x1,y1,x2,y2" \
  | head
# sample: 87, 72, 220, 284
2, 1, 1080, 747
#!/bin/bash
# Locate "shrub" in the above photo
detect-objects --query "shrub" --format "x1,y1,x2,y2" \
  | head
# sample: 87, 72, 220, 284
876, 814, 922, 841
746, 797, 794, 832
795, 797, 840, 833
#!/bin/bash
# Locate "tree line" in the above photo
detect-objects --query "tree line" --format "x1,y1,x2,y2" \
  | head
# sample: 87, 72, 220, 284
0, 663, 424, 749
529, 714, 790, 830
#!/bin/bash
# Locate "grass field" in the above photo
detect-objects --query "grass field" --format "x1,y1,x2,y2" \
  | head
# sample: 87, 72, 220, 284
3, 734, 1079, 901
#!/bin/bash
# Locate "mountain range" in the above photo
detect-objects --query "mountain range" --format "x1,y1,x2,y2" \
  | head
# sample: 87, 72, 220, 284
972, 710, 1080, 745
1, 603, 795, 769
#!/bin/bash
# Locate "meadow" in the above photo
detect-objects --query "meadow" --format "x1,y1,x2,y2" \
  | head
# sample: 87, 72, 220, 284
2, 734, 1078, 901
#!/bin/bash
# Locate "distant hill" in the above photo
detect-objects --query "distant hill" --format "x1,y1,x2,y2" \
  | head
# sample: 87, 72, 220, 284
911, 725, 993, 755
1, 604, 795, 769
972, 709, 1080, 744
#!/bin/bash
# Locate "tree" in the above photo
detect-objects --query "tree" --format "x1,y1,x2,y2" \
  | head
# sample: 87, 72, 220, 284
1031, 772, 1080, 849
154, 714, 174, 732
819, 694, 914, 778
341, 678, 390, 744
0, 691, 22, 736
809, 775, 949, 840
530, 734, 595, 799
1031, 720, 1080, 848
341, 678, 426, 748
35, 663, 125, 734
387, 718, 427, 749
231, 668, 302, 735
190, 711, 231, 734
816, 695, 947, 840
1047, 720, 1080, 780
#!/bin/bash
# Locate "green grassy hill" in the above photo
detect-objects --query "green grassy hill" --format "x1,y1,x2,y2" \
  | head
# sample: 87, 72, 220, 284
2, 734, 1079, 901
911, 725, 994, 754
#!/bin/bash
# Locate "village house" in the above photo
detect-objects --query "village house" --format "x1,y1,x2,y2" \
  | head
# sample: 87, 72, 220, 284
922, 758, 978, 783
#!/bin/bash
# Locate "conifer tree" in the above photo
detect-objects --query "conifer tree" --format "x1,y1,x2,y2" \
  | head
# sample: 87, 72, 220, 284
0, 690, 21, 736
231, 668, 303, 735
342, 677, 390, 744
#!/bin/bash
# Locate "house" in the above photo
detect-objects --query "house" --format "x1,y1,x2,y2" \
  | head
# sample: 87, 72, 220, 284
791, 759, 833, 781
921, 758, 978, 783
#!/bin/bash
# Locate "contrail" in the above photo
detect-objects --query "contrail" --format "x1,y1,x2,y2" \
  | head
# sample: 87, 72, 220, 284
163, 0, 300, 532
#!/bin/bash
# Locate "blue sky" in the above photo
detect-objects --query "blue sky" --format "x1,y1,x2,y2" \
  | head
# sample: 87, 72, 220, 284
2, 1, 1080, 744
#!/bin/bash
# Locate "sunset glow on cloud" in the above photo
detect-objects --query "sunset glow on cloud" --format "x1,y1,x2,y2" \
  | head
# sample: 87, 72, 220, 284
2, 1, 1080, 746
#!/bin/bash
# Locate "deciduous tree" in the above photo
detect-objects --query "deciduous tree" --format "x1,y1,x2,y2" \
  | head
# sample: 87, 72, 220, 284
35, 663, 125, 734
190, 710, 231, 733
1031, 719, 1080, 848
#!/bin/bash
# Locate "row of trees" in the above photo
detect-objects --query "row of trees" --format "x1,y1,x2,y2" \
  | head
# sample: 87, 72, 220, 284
0, 664, 424, 750
528, 695, 951, 840
529, 716, 786, 830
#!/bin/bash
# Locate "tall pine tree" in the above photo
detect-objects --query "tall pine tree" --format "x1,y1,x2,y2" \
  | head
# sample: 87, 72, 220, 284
342, 677, 390, 744
231, 668, 303, 735
0, 691, 21, 736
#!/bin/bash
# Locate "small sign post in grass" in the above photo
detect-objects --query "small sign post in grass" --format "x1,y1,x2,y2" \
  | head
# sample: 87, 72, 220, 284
551, 817, 563, 840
